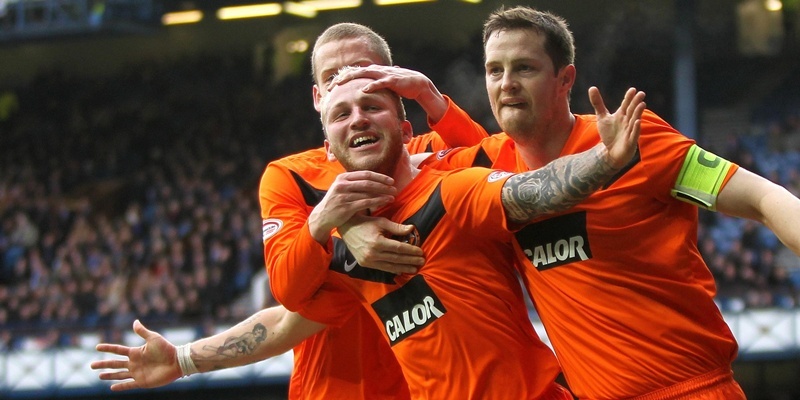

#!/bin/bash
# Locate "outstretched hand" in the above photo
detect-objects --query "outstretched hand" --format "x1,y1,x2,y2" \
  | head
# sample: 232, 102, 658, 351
589, 86, 646, 168
90, 320, 182, 391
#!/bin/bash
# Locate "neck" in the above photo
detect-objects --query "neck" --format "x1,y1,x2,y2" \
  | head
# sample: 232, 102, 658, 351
513, 112, 575, 170
390, 150, 419, 192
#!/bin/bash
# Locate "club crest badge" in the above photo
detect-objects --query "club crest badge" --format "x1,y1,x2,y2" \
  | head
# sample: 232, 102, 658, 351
262, 219, 283, 241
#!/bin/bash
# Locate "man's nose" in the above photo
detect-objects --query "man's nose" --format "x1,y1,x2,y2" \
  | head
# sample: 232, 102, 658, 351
500, 72, 518, 92
350, 109, 369, 130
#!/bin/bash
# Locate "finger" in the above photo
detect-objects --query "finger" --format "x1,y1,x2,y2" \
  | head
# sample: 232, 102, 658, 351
329, 185, 395, 201
331, 70, 359, 86
630, 91, 646, 118
337, 179, 397, 197
375, 236, 425, 257
133, 319, 158, 341
110, 380, 141, 392
625, 90, 646, 117
340, 170, 395, 186
333, 68, 383, 86
628, 103, 646, 143
98, 370, 133, 381
627, 100, 646, 131
338, 196, 395, 213
624, 107, 644, 144
384, 242, 426, 260
91, 359, 128, 370
588, 86, 609, 119
617, 87, 636, 116
376, 221, 416, 237
632, 99, 646, 123
360, 79, 395, 93
362, 239, 425, 264
95, 343, 131, 356
628, 118, 642, 147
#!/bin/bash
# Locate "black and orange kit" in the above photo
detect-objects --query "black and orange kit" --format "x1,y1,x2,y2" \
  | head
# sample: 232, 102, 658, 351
259, 97, 489, 400
293, 166, 565, 400
426, 110, 745, 399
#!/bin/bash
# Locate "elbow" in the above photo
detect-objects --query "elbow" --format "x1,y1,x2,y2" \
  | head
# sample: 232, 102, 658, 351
268, 277, 309, 312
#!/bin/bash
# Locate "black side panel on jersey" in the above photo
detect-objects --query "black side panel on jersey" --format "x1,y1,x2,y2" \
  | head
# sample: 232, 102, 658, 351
290, 170, 327, 206
472, 146, 494, 168
331, 238, 397, 284
602, 146, 640, 189
329, 183, 447, 284
396, 183, 446, 246
286, 170, 398, 282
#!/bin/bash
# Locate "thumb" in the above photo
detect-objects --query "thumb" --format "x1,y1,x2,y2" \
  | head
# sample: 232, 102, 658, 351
379, 220, 415, 237
132, 319, 157, 341
588, 86, 609, 118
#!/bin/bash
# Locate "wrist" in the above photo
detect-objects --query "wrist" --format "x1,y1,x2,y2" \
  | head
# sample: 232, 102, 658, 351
418, 86, 447, 124
176, 343, 200, 377
595, 144, 624, 171
307, 211, 332, 245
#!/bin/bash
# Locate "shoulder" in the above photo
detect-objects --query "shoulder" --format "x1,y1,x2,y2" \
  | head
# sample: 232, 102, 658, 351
482, 132, 513, 145
267, 147, 342, 176
270, 147, 329, 169
440, 166, 501, 186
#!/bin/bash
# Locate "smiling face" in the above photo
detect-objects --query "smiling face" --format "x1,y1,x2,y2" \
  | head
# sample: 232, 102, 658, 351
320, 76, 412, 175
484, 28, 574, 141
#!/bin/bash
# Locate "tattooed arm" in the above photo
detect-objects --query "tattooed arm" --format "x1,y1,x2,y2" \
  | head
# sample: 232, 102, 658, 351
503, 145, 620, 224
91, 306, 325, 391
503, 87, 645, 225
191, 308, 323, 371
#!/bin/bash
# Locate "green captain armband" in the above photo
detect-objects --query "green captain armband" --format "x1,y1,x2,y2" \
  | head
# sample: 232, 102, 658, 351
670, 144, 732, 211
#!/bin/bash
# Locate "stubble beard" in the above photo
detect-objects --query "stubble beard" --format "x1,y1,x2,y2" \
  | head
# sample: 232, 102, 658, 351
337, 134, 404, 176
497, 107, 539, 144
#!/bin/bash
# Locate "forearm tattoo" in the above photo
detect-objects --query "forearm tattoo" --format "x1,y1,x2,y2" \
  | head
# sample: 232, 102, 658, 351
198, 322, 269, 371
502, 145, 619, 224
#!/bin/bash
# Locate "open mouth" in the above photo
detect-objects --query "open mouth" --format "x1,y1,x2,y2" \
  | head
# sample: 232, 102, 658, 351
350, 135, 379, 148
501, 98, 526, 108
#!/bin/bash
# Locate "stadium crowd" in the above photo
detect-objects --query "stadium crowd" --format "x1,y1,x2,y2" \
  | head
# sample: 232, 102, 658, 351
0, 49, 799, 352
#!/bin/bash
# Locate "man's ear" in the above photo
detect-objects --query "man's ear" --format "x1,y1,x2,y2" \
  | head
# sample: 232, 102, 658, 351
559, 65, 576, 94
400, 120, 414, 144
324, 139, 337, 162
312, 85, 322, 112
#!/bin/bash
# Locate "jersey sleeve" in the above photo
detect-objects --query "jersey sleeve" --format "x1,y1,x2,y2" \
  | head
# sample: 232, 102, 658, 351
296, 275, 361, 328
418, 145, 485, 171
635, 110, 699, 203
259, 163, 333, 312
405, 96, 488, 154
428, 95, 489, 148
439, 167, 513, 235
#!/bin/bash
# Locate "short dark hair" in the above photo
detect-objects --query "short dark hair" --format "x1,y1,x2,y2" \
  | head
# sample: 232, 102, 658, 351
483, 6, 575, 75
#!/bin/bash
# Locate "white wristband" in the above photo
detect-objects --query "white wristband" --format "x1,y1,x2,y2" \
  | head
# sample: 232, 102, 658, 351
176, 343, 200, 377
